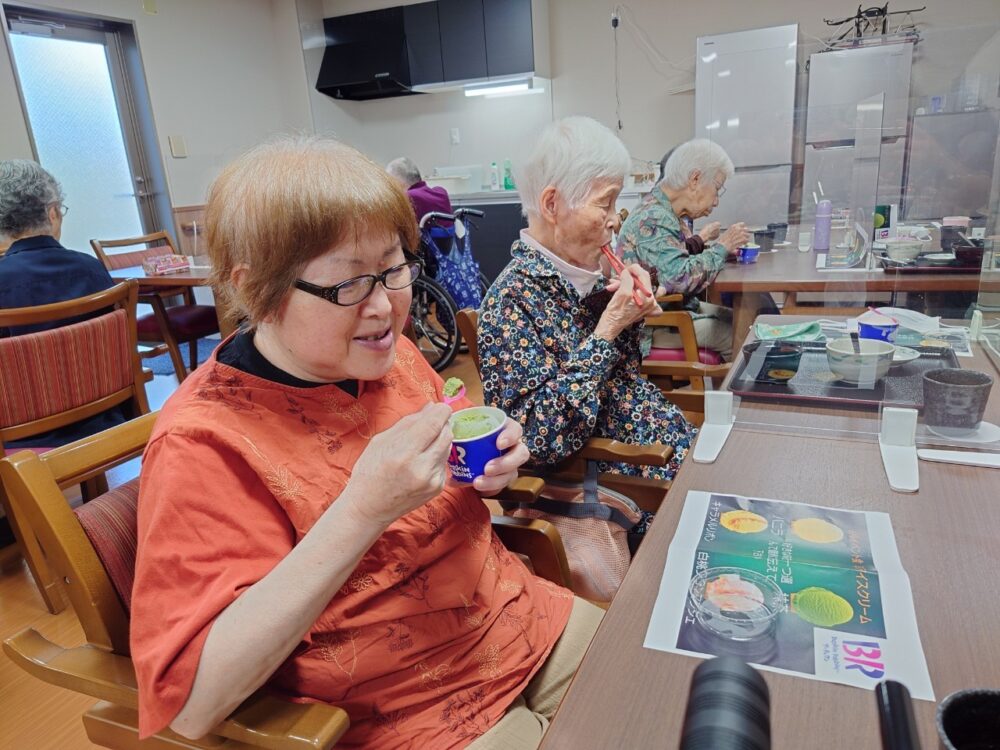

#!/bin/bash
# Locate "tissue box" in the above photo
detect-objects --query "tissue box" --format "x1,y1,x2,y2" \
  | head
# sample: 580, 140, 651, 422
141, 254, 190, 275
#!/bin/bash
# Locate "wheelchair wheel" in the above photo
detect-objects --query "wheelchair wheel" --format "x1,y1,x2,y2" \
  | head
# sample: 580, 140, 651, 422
409, 276, 460, 372
479, 271, 490, 298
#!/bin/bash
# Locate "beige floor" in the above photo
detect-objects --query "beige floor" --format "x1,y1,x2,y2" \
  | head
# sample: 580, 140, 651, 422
0, 355, 481, 750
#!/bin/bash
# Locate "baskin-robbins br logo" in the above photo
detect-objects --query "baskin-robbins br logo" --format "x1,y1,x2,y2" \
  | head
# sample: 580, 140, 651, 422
814, 629, 888, 686
448, 443, 474, 481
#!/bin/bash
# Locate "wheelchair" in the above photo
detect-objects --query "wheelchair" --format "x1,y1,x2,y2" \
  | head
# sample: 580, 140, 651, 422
409, 208, 489, 372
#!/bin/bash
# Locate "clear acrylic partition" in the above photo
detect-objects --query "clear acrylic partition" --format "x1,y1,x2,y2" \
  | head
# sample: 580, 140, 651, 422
721, 20, 1000, 447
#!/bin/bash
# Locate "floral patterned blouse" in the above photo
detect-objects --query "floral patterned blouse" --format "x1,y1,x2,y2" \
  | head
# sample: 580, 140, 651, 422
478, 239, 694, 480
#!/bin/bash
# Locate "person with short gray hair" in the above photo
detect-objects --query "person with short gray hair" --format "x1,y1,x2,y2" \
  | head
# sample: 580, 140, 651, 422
0, 158, 64, 241
479, 116, 694, 487
617, 139, 751, 360
385, 156, 422, 188
0, 159, 122, 451
387, 155, 454, 229
0, 159, 114, 337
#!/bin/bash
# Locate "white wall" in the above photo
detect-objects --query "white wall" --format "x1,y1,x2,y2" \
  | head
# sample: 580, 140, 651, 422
309, 0, 1000, 181
0, 0, 312, 207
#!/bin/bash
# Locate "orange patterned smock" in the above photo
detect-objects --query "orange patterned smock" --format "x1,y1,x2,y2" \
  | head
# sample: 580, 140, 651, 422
130, 337, 573, 748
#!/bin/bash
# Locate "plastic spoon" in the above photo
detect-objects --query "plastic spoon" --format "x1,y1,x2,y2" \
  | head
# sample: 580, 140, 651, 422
850, 331, 861, 354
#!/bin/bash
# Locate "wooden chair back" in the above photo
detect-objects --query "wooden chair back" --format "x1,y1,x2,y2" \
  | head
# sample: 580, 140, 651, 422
0, 412, 351, 749
1, 413, 156, 652
0, 280, 149, 611
0, 280, 150, 447
89, 231, 180, 271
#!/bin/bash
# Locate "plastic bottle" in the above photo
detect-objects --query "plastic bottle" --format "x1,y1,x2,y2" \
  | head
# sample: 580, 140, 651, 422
502, 158, 515, 190
813, 199, 832, 252
489, 161, 500, 191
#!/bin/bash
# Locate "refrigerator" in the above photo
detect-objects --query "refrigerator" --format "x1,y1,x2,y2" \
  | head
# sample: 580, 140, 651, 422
694, 24, 798, 229
801, 43, 914, 221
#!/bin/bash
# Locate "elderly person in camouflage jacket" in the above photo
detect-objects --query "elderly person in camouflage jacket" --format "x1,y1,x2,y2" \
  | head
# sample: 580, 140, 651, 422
617, 139, 748, 360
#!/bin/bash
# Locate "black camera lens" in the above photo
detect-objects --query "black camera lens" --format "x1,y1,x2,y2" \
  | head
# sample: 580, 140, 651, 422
680, 657, 771, 750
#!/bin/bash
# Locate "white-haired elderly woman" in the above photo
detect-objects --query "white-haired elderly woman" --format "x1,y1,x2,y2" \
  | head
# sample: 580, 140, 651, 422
478, 116, 694, 487
617, 139, 750, 360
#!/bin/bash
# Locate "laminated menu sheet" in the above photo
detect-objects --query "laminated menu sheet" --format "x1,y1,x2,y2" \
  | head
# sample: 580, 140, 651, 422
644, 490, 934, 700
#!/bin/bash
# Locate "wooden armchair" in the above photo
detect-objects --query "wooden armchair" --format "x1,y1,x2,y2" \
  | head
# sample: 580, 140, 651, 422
0, 280, 150, 613
455, 309, 675, 513
91, 231, 220, 382
0, 415, 571, 749
642, 299, 731, 425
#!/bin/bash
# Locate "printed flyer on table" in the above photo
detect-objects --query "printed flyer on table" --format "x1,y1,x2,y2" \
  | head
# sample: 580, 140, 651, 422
644, 490, 934, 700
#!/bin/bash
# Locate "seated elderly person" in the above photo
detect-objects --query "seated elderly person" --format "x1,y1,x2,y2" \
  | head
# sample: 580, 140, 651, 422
478, 116, 694, 482
617, 139, 750, 360
0, 159, 123, 448
387, 155, 454, 225
130, 136, 602, 750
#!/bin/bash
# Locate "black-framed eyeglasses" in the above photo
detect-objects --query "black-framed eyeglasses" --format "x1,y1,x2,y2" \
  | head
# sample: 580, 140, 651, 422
50, 203, 69, 217
294, 253, 423, 306
713, 182, 726, 198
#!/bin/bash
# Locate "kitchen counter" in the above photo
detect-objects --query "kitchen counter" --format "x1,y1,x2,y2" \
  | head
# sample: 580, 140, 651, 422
451, 188, 649, 206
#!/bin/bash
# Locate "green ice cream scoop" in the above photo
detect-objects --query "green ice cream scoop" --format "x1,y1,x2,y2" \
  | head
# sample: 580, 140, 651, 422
443, 377, 465, 397
790, 587, 854, 627
452, 412, 498, 440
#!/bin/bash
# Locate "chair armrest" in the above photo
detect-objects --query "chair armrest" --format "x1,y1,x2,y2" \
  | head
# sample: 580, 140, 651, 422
493, 476, 546, 504
576, 437, 673, 467
490, 516, 573, 588
641, 361, 731, 381
655, 293, 684, 305
4, 629, 350, 750
644, 310, 692, 328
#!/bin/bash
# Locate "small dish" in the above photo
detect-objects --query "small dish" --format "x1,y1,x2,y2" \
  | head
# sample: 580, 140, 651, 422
923, 253, 956, 265
891, 346, 920, 367
688, 566, 786, 641
773, 241, 791, 248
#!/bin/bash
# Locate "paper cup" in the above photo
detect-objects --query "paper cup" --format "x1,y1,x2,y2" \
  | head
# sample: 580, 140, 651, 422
448, 406, 506, 483
858, 321, 899, 343
738, 244, 760, 264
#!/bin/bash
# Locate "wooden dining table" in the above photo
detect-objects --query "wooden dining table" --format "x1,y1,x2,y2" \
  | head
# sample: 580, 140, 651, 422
540, 321, 1000, 750
109, 264, 237, 338
707, 239, 986, 354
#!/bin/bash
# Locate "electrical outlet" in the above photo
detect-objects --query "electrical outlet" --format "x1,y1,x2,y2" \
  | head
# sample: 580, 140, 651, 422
450, 127, 461, 146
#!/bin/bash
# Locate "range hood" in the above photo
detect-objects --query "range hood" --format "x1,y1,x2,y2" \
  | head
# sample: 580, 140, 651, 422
316, 8, 420, 101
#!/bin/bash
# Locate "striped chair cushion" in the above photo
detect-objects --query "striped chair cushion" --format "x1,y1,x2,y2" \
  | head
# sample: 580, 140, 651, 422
0, 309, 133, 428
74, 477, 140, 613
102, 245, 172, 271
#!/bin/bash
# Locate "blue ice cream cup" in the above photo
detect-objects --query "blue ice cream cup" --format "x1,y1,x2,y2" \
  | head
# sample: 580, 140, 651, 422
737, 244, 760, 264
857, 310, 899, 343
447, 406, 507, 483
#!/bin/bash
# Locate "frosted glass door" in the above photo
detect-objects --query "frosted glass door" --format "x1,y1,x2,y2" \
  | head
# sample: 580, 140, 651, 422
9, 30, 145, 252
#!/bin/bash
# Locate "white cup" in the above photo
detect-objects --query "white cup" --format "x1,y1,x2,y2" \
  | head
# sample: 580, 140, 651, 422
797, 230, 811, 253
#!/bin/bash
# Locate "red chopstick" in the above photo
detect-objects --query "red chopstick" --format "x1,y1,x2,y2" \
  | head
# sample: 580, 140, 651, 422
600, 244, 651, 307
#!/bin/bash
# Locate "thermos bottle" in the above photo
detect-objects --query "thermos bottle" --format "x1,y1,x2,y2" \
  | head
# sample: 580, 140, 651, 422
813, 199, 832, 252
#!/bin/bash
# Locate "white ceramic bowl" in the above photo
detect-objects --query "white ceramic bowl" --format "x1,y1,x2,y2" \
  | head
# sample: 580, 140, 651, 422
882, 237, 926, 261
826, 339, 895, 383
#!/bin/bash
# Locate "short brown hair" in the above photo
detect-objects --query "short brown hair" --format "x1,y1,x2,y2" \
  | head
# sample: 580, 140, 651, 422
206, 136, 419, 325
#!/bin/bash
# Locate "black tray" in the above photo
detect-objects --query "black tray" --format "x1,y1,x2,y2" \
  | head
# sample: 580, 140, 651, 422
878, 256, 981, 274
728, 341, 961, 409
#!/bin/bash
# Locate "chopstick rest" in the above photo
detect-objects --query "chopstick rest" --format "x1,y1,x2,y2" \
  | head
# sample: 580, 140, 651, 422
916, 449, 1000, 469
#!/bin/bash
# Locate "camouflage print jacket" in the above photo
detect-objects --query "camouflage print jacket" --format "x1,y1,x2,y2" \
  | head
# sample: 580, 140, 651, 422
616, 184, 728, 301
